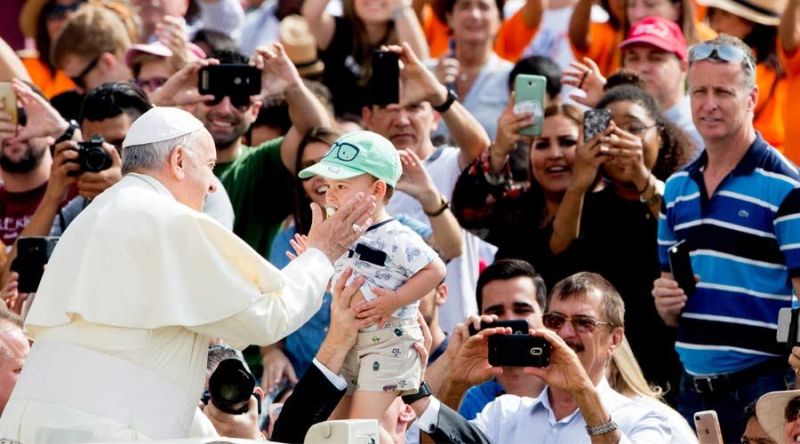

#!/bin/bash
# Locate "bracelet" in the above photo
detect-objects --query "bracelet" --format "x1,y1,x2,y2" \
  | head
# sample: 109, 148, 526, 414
424, 195, 450, 217
585, 417, 619, 436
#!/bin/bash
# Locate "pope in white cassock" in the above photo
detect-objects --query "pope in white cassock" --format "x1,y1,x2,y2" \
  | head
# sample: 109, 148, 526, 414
0, 107, 375, 442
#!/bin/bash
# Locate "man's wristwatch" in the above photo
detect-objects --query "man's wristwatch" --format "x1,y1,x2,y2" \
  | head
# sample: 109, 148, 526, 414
54, 119, 79, 145
424, 194, 450, 217
585, 418, 619, 436
432, 89, 458, 113
401, 381, 432, 404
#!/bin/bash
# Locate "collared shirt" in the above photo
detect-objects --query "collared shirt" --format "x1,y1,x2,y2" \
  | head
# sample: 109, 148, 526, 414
418, 378, 670, 443
658, 133, 800, 375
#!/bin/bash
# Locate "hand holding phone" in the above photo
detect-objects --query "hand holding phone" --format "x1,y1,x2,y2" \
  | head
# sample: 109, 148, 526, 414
198, 64, 261, 103
11, 237, 59, 293
371, 51, 400, 106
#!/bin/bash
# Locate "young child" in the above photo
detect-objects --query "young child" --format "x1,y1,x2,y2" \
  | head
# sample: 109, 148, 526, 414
298, 130, 447, 422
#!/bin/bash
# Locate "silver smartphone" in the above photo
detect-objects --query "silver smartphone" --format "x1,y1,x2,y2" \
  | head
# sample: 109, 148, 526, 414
694, 410, 723, 444
777, 307, 800, 344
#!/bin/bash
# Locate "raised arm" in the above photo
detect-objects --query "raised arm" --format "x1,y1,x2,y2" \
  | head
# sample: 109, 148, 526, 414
0, 37, 31, 82
520, 0, 545, 27
302, 0, 337, 50
568, 0, 594, 53
780, 0, 800, 53
253, 43, 333, 173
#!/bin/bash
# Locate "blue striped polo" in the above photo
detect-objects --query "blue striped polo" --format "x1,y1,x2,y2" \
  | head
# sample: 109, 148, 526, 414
658, 134, 800, 376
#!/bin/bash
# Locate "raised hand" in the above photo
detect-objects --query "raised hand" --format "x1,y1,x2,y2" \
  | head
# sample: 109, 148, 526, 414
562, 58, 606, 108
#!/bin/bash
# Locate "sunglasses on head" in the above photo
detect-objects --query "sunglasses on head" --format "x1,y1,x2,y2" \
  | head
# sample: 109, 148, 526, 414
689, 43, 754, 70
542, 312, 614, 334
204, 94, 252, 111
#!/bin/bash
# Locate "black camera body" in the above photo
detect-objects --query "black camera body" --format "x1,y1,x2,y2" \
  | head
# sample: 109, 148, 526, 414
202, 358, 260, 415
76, 135, 112, 174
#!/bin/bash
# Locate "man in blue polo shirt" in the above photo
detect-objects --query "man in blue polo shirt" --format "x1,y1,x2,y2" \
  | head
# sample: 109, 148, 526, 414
653, 34, 800, 442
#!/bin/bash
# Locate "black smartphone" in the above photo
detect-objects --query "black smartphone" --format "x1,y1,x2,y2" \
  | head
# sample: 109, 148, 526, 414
12, 236, 59, 293
488, 334, 550, 367
371, 51, 399, 106
198, 64, 262, 99
468, 319, 529, 336
583, 108, 612, 143
668, 239, 696, 296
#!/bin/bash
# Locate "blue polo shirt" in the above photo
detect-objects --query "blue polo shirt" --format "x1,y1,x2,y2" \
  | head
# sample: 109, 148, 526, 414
658, 134, 800, 375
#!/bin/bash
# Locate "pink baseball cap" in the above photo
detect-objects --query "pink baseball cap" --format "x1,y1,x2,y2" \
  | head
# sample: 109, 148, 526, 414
124, 41, 207, 68
619, 16, 688, 62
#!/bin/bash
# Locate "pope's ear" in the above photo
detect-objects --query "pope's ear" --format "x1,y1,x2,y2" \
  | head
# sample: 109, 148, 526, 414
169, 145, 187, 179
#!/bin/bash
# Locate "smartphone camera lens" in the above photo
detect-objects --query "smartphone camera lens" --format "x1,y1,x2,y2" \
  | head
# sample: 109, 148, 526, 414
234, 76, 242, 85
530, 347, 543, 356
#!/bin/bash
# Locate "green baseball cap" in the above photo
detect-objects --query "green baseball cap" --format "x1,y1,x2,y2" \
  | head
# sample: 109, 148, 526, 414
298, 130, 402, 187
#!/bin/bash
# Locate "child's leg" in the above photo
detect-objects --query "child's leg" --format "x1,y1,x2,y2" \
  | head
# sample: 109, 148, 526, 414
349, 389, 399, 420
328, 394, 352, 420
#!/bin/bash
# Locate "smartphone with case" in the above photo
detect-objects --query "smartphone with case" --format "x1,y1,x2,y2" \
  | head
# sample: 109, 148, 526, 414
488, 334, 550, 367
583, 108, 612, 143
668, 240, 696, 296
777, 307, 800, 351
0, 82, 17, 126
371, 51, 400, 106
12, 236, 59, 293
513, 74, 546, 137
198, 64, 262, 98
468, 319, 529, 336
694, 410, 724, 444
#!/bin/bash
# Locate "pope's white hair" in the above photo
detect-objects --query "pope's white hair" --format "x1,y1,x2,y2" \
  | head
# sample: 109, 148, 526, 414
121, 129, 206, 174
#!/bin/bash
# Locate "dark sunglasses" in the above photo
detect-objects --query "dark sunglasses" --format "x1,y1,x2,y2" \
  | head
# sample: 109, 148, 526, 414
134, 77, 168, 92
46, 1, 81, 20
69, 54, 102, 90
689, 43, 754, 70
542, 312, 614, 334
204, 94, 252, 111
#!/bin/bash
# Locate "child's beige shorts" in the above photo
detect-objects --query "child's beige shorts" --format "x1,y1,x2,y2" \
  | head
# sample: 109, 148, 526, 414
342, 318, 423, 396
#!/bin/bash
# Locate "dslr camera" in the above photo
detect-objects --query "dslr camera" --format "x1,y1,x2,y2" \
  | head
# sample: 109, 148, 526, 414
202, 358, 261, 415
76, 135, 113, 174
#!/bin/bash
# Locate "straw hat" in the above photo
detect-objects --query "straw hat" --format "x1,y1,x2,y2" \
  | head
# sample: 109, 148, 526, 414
755, 389, 800, 443
279, 15, 324, 78
19, 0, 49, 38
698, 0, 786, 26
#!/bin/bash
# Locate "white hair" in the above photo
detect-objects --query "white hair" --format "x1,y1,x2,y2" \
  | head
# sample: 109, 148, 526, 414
121, 129, 206, 174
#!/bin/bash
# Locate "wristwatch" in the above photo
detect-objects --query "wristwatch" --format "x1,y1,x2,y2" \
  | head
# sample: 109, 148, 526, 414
423, 195, 450, 217
639, 177, 665, 206
585, 418, 619, 436
54, 119, 79, 145
401, 381, 432, 404
432, 89, 458, 113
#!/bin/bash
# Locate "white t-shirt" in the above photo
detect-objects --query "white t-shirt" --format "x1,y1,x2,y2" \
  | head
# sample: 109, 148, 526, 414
333, 218, 437, 319
387, 146, 494, 332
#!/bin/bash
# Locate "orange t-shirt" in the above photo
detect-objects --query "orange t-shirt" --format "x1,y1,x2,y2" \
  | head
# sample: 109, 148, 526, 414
752, 62, 786, 151
493, 9, 540, 62
569, 21, 623, 77
778, 44, 800, 164
423, 5, 451, 59
21, 57, 76, 99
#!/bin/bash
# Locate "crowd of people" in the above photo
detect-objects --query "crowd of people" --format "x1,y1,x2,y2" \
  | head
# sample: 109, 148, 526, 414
0, 0, 798, 442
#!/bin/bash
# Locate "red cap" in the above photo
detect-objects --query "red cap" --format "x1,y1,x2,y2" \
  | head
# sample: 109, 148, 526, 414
619, 16, 688, 62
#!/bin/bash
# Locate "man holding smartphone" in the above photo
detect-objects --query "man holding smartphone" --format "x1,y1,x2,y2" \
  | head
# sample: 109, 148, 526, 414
653, 34, 800, 442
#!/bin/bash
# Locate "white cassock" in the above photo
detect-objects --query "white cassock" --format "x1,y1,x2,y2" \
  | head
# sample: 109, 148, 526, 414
0, 173, 332, 442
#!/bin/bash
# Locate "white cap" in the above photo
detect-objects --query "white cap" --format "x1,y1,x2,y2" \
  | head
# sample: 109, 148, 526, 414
122, 107, 205, 148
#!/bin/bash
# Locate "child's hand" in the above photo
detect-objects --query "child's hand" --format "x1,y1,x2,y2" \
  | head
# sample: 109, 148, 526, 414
355, 287, 402, 327
286, 233, 309, 260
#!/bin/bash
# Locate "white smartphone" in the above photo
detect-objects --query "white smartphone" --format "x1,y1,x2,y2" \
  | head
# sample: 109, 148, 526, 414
694, 410, 724, 444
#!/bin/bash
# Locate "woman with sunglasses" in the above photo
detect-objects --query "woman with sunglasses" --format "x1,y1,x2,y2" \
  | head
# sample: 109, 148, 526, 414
452, 101, 584, 289
302, 0, 429, 118
18, 0, 86, 98
698, 0, 788, 150
568, 0, 715, 77
550, 83, 693, 402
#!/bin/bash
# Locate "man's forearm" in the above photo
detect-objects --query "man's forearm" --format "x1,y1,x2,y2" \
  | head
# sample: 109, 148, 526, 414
574, 386, 622, 444
285, 82, 332, 135
440, 102, 491, 168
315, 338, 349, 374
780, 0, 800, 53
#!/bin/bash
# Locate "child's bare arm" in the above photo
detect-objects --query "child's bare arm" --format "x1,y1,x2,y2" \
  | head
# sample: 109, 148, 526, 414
358, 257, 447, 323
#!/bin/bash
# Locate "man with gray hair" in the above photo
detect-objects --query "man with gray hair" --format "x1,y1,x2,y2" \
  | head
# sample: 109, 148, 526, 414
653, 34, 800, 441
0, 107, 376, 441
